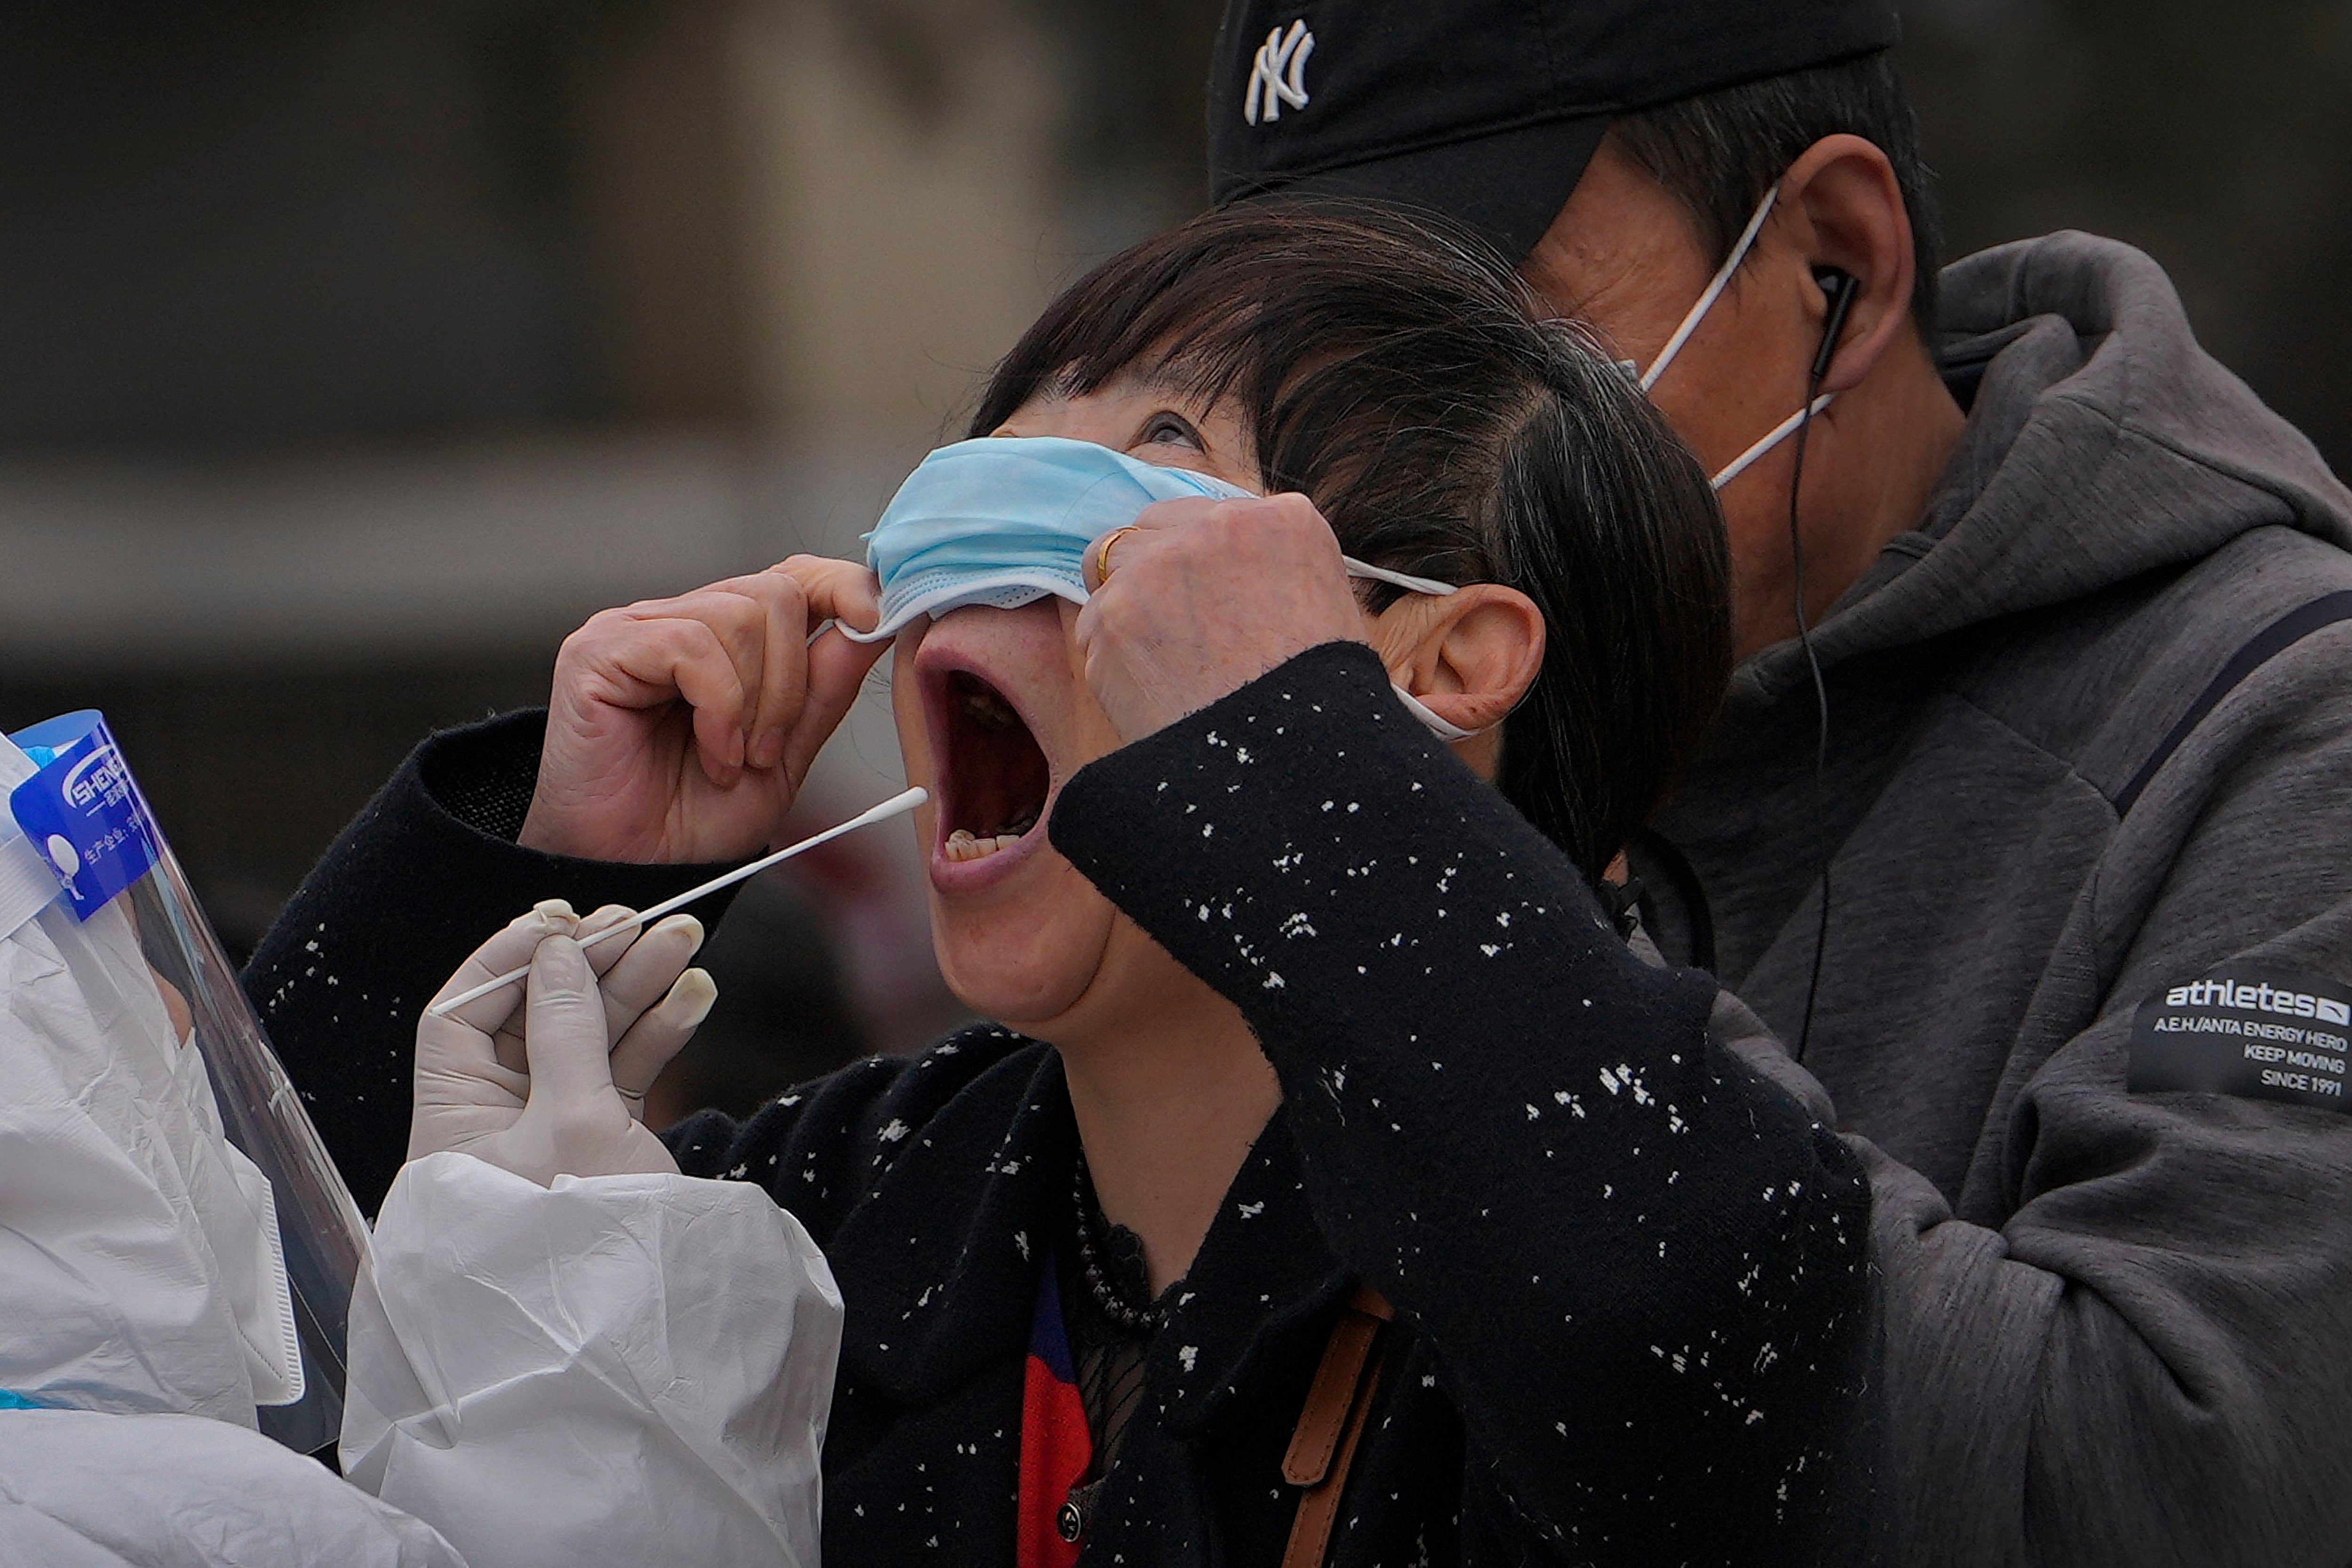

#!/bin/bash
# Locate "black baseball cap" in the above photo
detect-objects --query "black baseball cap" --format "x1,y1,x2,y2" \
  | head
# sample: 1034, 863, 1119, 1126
1208, 0, 1903, 263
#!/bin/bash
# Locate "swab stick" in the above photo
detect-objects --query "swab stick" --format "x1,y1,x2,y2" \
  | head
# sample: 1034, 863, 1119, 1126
425, 786, 928, 1018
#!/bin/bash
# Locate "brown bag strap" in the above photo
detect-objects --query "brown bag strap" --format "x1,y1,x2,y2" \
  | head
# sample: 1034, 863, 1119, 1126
1281, 1287, 1394, 1568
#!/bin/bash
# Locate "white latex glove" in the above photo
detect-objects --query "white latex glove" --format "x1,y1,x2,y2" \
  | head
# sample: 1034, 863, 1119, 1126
412, 902, 713, 1184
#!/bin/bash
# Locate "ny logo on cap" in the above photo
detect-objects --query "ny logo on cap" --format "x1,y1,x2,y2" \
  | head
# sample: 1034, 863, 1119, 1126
1245, 19, 1313, 125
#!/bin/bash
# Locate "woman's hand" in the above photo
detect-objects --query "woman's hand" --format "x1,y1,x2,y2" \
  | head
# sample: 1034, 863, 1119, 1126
522, 557, 889, 864
1075, 494, 1369, 742
410, 902, 714, 1185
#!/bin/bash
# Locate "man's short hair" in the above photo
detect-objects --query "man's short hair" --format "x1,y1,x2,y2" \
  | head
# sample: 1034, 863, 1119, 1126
1610, 52, 1944, 330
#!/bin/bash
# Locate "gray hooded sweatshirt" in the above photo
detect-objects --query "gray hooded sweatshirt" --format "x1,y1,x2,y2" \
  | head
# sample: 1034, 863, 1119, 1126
1629, 231, 2352, 1567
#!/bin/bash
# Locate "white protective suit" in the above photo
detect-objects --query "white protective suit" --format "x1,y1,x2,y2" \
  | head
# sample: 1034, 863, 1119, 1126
0, 1408, 463, 1568
0, 735, 304, 1425
0, 728, 461, 1563
0, 723, 839, 1567
344, 1151, 842, 1568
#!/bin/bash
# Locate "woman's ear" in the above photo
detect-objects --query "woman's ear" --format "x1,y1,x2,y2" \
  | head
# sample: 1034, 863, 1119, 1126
1371, 585, 1546, 772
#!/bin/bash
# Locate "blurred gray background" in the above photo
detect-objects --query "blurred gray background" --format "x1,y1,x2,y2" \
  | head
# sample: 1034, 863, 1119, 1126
4, 0, 2345, 1100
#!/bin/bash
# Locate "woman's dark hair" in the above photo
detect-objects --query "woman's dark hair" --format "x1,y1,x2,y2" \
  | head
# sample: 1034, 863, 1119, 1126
969, 205, 1732, 882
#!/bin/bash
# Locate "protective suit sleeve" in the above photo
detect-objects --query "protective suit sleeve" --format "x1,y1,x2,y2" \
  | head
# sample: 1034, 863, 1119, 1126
0, 1407, 465, 1568
1049, 641, 1881, 1566
241, 711, 743, 1214
342, 1150, 842, 1568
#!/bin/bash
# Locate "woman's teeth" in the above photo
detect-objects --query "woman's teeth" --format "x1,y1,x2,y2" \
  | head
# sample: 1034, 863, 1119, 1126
944, 828, 1023, 862
943, 806, 1040, 863
962, 685, 1023, 730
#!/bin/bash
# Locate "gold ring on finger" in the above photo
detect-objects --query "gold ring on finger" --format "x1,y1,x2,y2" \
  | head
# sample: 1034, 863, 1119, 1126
1093, 525, 1139, 585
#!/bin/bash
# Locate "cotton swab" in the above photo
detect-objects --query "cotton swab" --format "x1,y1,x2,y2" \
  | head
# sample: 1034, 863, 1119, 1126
425, 785, 928, 1018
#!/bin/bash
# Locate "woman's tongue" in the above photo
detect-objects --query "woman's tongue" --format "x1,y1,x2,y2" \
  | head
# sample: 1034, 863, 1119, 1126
942, 671, 1049, 863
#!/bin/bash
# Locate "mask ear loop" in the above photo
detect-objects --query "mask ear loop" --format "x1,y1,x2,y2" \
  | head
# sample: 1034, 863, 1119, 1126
1634, 186, 1836, 493
1638, 188, 1779, 393
1391, 685, 1482, 743
1709, 395, 1836, 492
1348, 565, 1513, 744
1344, 557, 1455, 597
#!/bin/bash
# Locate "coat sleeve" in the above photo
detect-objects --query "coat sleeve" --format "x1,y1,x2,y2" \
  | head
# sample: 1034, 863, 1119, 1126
240, 711, 743, 1215
1732, 622, 2352, 1568
1049, 642, 1880, 1565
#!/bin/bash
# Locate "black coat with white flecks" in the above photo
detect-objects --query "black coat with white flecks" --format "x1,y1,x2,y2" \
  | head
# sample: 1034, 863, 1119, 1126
246, 641, 1880, 1566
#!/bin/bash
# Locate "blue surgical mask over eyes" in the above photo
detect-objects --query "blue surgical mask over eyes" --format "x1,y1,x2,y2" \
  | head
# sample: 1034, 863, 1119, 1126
845, 434, 1489, 740
844, 436, 1254, 642
1628, 187, 1836, 492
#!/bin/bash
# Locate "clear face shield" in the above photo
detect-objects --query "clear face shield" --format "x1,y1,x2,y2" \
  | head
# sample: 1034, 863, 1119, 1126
0, 710, 368, 1453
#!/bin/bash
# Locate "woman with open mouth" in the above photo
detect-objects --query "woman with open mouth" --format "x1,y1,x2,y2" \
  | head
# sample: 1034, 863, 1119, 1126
265, 207, 1878, 1565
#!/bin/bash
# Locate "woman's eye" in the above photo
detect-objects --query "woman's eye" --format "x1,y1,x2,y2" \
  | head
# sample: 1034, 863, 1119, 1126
1138, 413, 1203, 451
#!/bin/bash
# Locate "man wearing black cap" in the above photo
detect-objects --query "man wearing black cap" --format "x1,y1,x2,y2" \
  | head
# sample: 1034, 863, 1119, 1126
1209, 2, 2352, 1563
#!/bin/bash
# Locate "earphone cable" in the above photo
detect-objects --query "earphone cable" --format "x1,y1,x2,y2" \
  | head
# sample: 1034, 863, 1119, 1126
1788, 277, 1851, 1065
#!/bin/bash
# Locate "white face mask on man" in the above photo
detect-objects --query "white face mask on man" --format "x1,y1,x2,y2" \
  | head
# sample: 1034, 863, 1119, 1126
1622, 187, 1836, 492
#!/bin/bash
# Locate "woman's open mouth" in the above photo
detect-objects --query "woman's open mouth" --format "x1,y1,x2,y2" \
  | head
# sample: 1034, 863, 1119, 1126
929, 666, 1053, 877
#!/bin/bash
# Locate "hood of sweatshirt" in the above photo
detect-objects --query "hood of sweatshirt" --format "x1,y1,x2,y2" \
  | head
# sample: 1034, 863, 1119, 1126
1729, 231, 2352, 711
